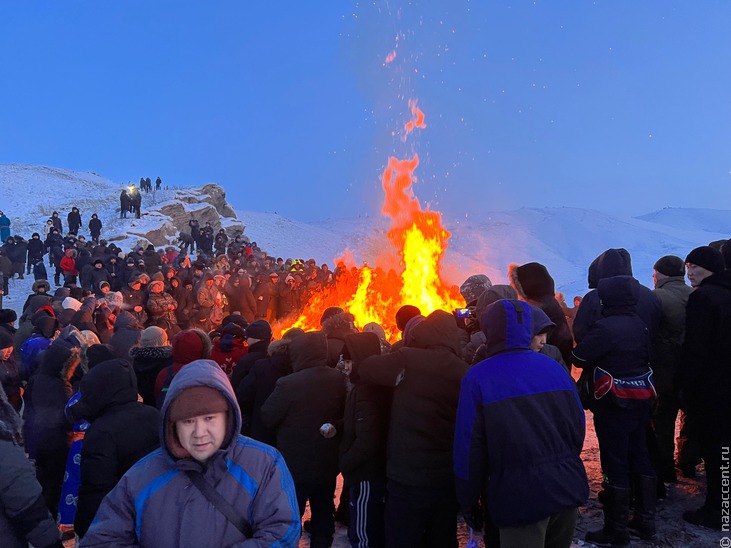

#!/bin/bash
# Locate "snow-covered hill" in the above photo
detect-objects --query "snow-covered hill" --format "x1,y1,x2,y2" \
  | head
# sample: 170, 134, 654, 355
2, 163, 729, 304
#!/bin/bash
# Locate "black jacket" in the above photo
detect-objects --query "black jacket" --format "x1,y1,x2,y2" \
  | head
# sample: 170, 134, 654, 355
359, 310, 469, 488
261, 332, 346, 484
67, 359, 160, 538
679, 270, 731, 418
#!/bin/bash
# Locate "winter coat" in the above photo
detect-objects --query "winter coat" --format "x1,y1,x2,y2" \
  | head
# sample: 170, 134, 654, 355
0, 354, 21, 410
679, 270, 731, 418
0, 214, 10, 242
0, 390, 61, 548
652, 276, 693, 395
236, 339, 293, 446
79, 360, 300, 548
153, 330, 212, 408
261, 332, 346, 484
25, 344, 79, 457
322, 312, 358, 368
230, 339, 269, 396
130, 346, 173, 406
572, 276, 652, 413
339, 332, 391, 487
66, 359, 160, 538
88, 217, 102, 237
573, 248, 661, 343
454, 300, 588, 528
27, 237, 45, 263
359, 310, 469, 488
50, 214, 63, 233
67, 210, 82, 233
253, 275, 275, 319
60, 255, 77, 276
145, 290, 178, 324
89, 267, 110, 295
108, 311, 143, 361
210, 334, 248, 378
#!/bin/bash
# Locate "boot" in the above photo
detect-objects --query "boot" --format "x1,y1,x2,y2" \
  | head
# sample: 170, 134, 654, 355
585, 485, 631, 547
628, 475, 656, 540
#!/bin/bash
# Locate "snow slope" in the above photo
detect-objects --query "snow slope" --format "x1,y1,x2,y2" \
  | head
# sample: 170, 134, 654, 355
2, 162, 729, 305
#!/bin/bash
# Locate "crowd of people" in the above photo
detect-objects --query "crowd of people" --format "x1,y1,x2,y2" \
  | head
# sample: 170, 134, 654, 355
0, 207, 729, 548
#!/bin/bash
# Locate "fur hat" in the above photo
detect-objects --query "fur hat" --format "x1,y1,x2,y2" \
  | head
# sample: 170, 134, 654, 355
459, 274, 493, 306
245, 320, 272, 342
0, 309, 17, 324
509, 262, 555, 300
653, 255, 685, 278
685, 246, 725, 274
141, 326, 168, 347
32, 280, 51, 293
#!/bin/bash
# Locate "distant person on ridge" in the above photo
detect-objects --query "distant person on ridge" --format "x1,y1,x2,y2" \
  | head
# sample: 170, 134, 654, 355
0, 211, 10, 242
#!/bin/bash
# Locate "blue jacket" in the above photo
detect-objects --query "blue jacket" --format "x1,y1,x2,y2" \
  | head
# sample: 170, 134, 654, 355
80, 360, 300, 547
454, 300, 588, 528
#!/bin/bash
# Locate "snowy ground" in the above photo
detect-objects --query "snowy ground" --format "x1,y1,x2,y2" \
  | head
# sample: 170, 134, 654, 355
296, 412, 724, 548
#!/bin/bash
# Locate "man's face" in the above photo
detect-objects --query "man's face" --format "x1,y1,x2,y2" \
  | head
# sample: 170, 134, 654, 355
531, 333, 547, 352
95, 263, 102, 269
175, 412, 227, 462
686, 263, 713, 288
0, 346, 12, 361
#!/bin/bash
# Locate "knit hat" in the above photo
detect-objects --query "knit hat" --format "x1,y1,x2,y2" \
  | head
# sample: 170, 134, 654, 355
685, 246, 725, 274
653, 255, 685, 277
141, 326, 168, 348
395, 305, 421, 331
0, 309, 17, 324
99, 281, 111, 291
168, 386, 229, 422
459, 274, 493, 306
62, 297, 82, 311
245, 320, 272, 341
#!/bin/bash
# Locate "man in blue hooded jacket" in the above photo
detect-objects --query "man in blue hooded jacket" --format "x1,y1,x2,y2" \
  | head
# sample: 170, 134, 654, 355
454, 299, 588, 547
79, 359, 300, 547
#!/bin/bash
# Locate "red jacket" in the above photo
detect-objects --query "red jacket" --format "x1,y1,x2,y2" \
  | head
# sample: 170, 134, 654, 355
59, 256, 78, 275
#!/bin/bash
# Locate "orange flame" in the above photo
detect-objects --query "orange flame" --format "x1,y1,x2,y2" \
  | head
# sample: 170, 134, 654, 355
403, 98, 426, 140
273, 101, 462, 341
384, 50, 397, 64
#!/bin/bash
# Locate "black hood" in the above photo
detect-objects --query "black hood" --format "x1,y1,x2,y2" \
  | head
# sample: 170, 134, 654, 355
588, 248, 632, 289
68, 359, 139, 422
290, 331, 328, 372
598, 275, 639, 315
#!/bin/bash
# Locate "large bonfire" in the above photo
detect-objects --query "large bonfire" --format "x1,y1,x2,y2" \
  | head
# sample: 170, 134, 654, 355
277, 101, 463, 341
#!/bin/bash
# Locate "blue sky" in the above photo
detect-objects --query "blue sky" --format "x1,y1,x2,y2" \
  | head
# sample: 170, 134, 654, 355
1, 1, 730, 221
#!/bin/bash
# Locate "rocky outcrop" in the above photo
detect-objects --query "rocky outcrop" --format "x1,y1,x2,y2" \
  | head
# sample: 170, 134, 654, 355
116, 184, 246, 249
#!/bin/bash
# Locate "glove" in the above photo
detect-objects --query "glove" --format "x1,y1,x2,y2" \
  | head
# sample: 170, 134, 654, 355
462, 504, 483, 532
